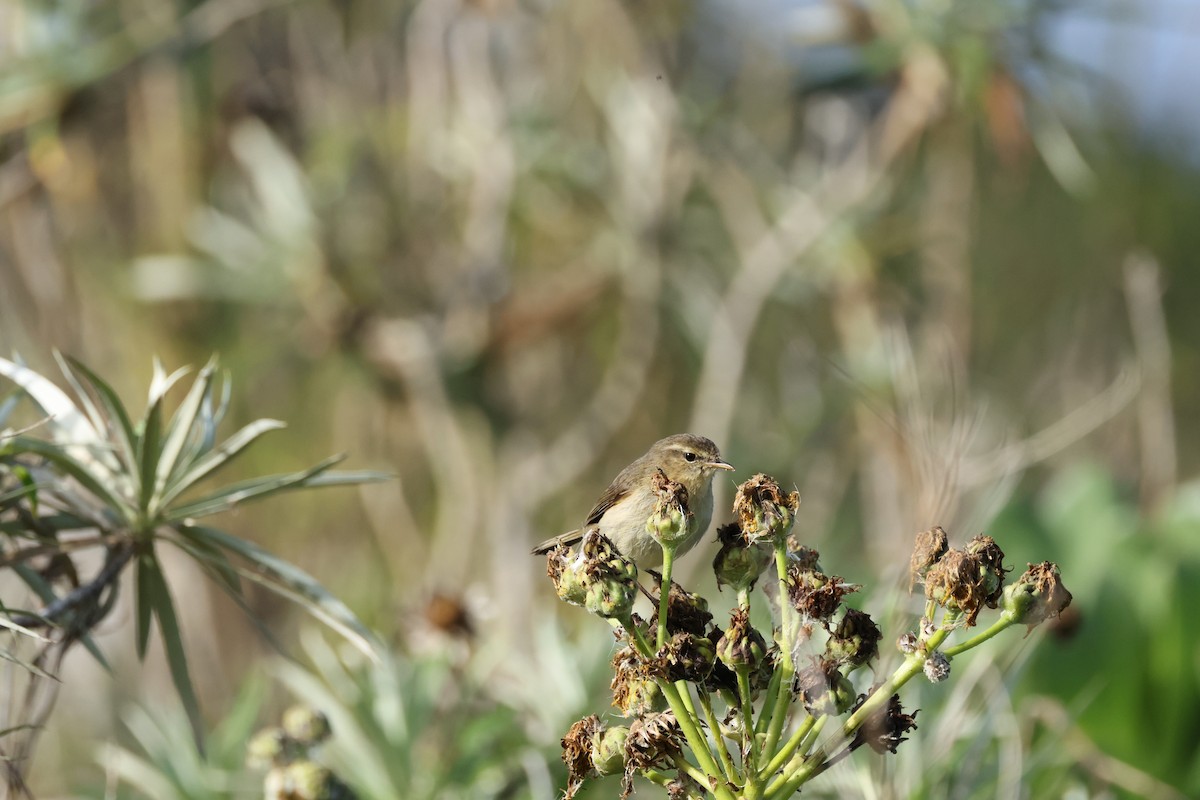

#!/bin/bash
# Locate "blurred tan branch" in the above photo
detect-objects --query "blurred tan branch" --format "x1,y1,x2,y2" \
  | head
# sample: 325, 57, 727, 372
1123, 251, 1176, 511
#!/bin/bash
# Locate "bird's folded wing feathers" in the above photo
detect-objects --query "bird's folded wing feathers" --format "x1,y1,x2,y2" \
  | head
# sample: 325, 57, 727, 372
584, 481, 629, 527
531, 528, 584, 555
531, 464, 635, 555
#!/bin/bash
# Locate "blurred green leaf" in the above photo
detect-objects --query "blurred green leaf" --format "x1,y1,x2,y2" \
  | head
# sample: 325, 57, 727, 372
178, 524, 380, 663
61, 354, 142, 480
164, 455, 388, 521
0, 356, 103, 453
2, 435, 129, 524
154, 359, 217, 509
138, 549, 205, 750
156, 418, 287, 509
134, 551, 156, 661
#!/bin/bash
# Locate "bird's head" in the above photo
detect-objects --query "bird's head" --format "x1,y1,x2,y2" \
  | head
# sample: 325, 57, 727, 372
650, 433, 734, 490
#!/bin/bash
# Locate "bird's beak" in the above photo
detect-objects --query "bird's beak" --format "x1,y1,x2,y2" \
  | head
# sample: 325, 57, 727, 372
707, 459, 734, 471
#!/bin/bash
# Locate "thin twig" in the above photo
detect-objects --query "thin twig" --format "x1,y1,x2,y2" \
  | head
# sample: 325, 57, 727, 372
9, 543, 134, 629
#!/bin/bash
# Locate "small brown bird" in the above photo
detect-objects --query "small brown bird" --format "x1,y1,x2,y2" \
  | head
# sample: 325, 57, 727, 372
532, 434, 733, 568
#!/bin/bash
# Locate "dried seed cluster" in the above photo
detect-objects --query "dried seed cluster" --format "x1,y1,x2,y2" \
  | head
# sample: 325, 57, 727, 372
548, 473, 1070, 799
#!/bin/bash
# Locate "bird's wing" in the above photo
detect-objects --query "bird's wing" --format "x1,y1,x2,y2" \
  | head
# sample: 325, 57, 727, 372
531, 459, 639, 555
531, 528, 584, 555
584, 480, 630, 527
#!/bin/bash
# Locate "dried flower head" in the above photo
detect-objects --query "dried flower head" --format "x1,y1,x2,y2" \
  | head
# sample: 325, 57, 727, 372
547, 545, 587, 606
965, 534, 1009, 608
648, 574, 713, 637
622, 711, 683, 798
733, 474, 800, 545
826, 608, 882, 668
787, 563, 857, 622
611, 646, 667, 716
896, 632, 919, 654
788, 543, 822, 571
657, 631, 716, 683
712, 522, 774, 592
561, 715, 604, 799
854, 693, 919, 755
793, 657, 856, 716
667, 779, 695, 799
646, 468, 693, 546
421, 592, 475, 639
716, 606, 768, 671
923, 651, 951, 683
923, 548, 987, 625
909, 526, 949, 589
1003, 561, 1073, 629
549, 530, 638, 620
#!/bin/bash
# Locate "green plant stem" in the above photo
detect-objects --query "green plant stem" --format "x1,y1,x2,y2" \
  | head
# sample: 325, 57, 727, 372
754, 666, 783, 738
942, 612, 1016, 657
767, 627, 953, 797
737, 666, 759, 782
617, 619, 737, 800
761, 540, 795, 761
672, 754, 714, 791
643, 769, 673, 787
658, 543, 677, 649
767, 752, 820, 799
675, 679, 699, 722
697, 688, 737, 782
841, 626, 949, 734
764, 715, 827, 799
758, 713, 814, 780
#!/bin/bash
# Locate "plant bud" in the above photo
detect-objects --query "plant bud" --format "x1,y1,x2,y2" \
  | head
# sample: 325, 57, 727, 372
247, 728, 289, 768
1002, 561, 1072, 629
278, 760, 337, 800
716, 607, 767, 671
793, 658, 855, 716
924, 652, 951, 683
825, 608, 882, 668
590, 725, 629, 776
281, 705, 331, 746
646, 469, 692, 546
712, 523, 774, 592
611, 647, 667, 716
585, 575, 637, 620
648, 575, 713, 637
551, 531, 638, 620
547, 547, 588, 606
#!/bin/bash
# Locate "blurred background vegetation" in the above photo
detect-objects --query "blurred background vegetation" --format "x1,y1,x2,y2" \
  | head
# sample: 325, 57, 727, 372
1, 0, 1198, 797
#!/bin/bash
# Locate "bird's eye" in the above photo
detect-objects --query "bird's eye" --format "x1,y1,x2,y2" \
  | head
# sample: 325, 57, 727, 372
683, 451, 697, 462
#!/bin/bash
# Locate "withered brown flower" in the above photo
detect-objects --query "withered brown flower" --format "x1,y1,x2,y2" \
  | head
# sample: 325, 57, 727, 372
909, 526, 949, 590
732, 474, 800, 545
853, 693, 919, 755
1003, 561, 1073, 629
